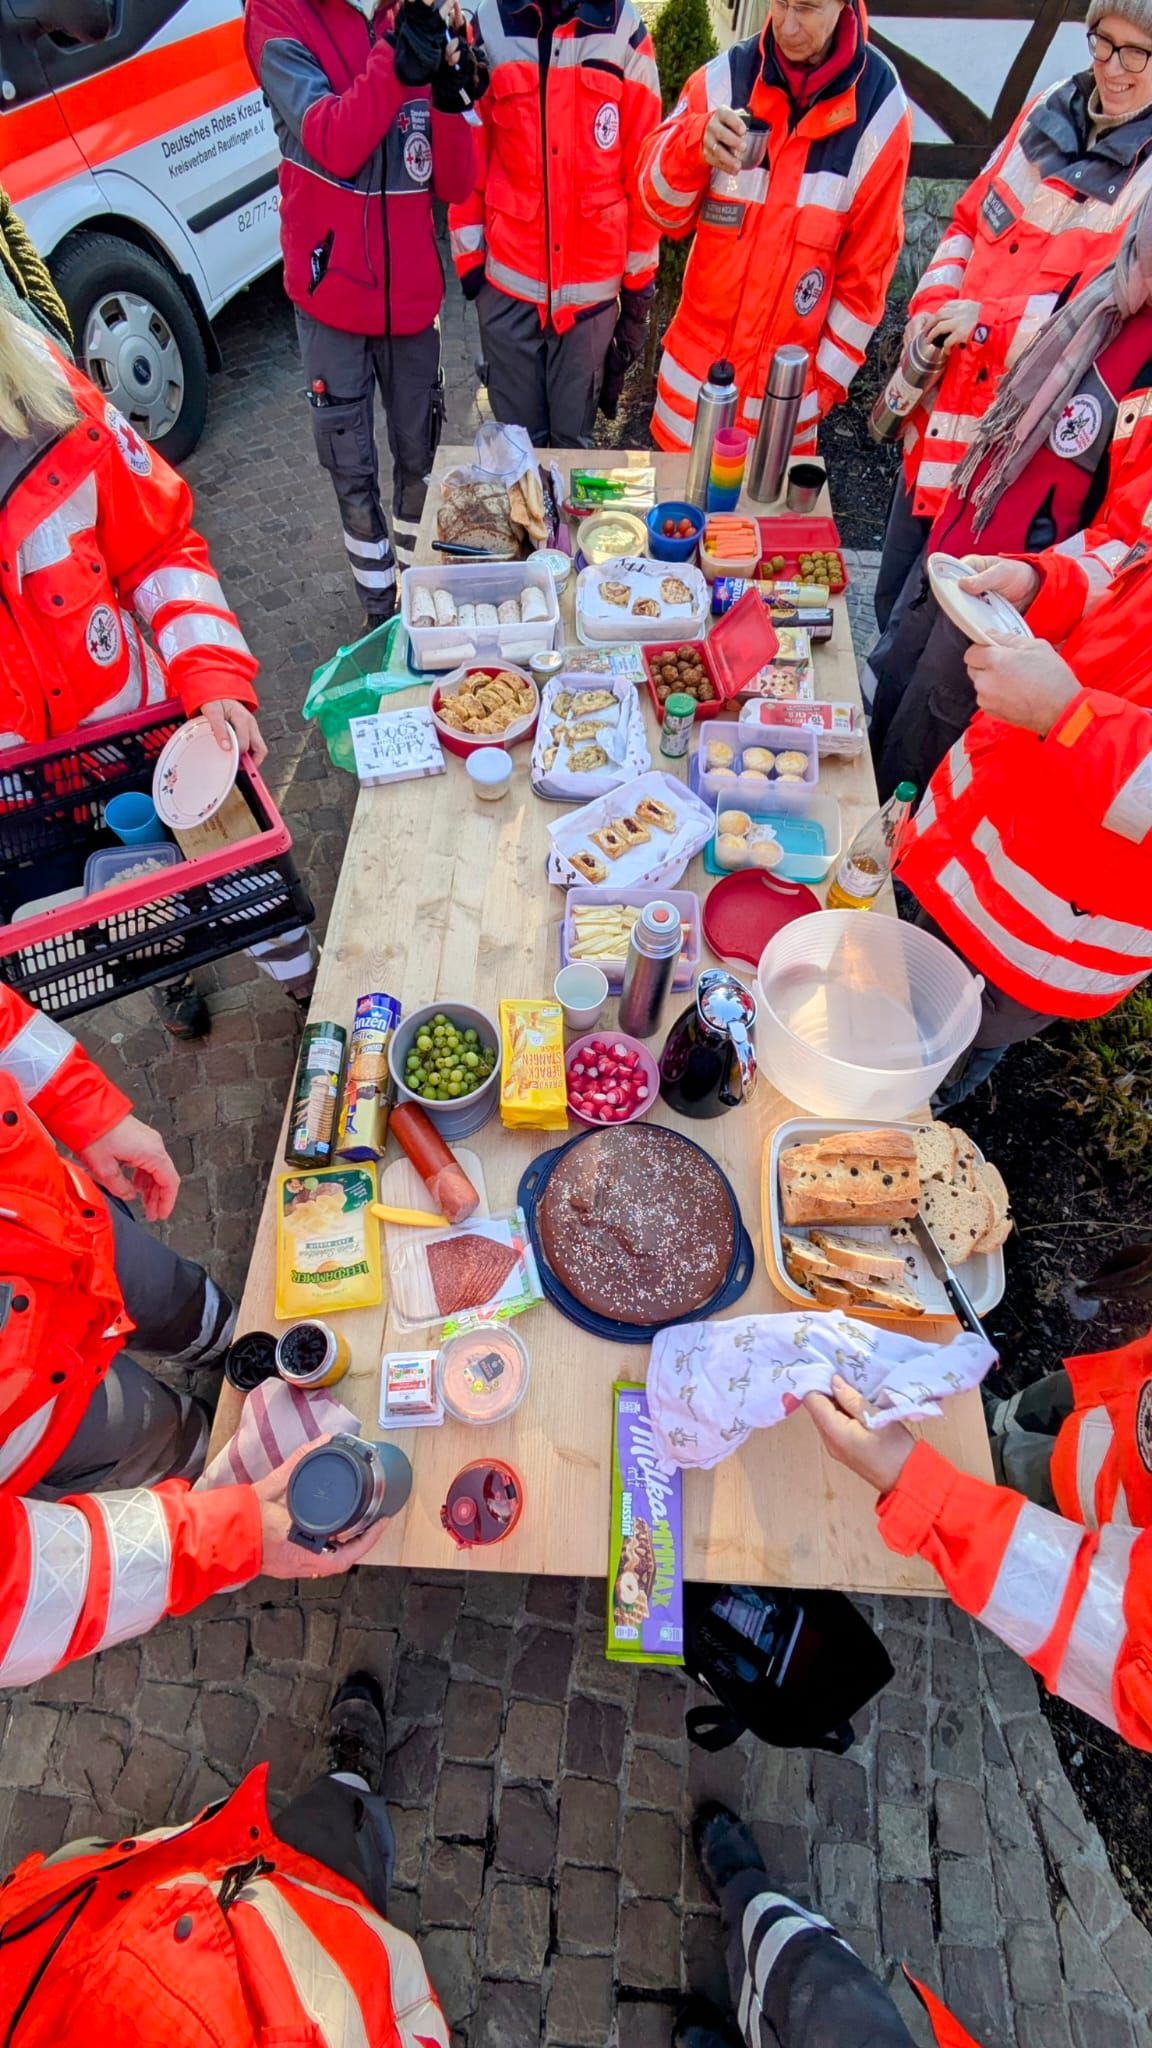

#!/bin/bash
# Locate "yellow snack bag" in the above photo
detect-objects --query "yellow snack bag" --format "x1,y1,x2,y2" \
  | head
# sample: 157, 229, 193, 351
275, 1165, 383, 1320
499, 999, 568, 1131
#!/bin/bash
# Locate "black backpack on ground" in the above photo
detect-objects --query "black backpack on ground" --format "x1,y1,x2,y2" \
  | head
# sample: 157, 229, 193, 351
682, 1583, 894, 1755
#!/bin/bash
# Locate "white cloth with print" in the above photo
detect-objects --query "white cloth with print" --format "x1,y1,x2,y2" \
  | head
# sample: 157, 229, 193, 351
646, 1310, 996, 1471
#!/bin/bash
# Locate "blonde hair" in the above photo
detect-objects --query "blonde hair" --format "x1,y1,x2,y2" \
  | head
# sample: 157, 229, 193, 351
0, 304, 77, 440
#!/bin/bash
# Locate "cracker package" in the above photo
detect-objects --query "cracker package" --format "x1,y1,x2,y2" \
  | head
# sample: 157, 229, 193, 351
275, 1164, 383, 1319
607, 1382, 684, 1667
499, 999, 568, 1131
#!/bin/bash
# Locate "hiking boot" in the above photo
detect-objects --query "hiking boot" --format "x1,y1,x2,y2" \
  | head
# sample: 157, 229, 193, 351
692, 1801, 766, 1904
325, 1671, 387, 1795
671, 1994, 743, 2048
154, 975, 211, 1039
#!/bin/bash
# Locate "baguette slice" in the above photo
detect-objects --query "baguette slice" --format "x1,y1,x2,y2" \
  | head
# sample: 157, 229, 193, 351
808, 1230, 910, 1285
921, 1180, 995, 1266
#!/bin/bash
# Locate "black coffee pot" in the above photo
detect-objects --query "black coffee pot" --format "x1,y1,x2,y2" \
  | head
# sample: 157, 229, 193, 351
658, 969, 758, 1119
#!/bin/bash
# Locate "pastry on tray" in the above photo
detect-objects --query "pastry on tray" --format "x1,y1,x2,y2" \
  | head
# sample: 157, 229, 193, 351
569, 745, 610, 773
660, 576, 693, 605
537, 1123, 736, 1325
775, 750, 809, 778
601, 580, 632, 608
632, 597, 661, 618
616, 815, 651, 848
571, 850, 608, 883
634, 795, 677, 833
572, 689, 615, 714
591, 824, 628, 861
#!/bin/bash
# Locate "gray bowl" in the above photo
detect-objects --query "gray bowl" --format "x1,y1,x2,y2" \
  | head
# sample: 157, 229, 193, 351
389, 1001, 500, 1139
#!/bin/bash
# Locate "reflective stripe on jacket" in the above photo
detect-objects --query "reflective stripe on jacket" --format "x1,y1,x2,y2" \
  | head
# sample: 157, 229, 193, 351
0, 1765, 449, 2045
246, 0, 477, 337
903, 72, 1152, 520
879, 1337, 1152, 1750
0, 349, 257, 745
448, 0, 661, 333
636, 1, 909, 454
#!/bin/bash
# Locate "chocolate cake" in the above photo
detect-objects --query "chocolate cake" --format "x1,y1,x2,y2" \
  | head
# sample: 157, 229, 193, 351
537, 1124, 736, 1325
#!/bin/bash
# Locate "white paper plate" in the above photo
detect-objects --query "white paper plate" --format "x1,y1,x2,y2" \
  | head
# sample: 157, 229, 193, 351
153, 716, 240, 828
927, 552, 1034, 648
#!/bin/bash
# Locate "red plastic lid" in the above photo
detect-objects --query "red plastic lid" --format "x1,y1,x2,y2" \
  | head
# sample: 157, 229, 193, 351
756, 514, 842, 554
708, 589, 780, 702
703, 870, 821, 968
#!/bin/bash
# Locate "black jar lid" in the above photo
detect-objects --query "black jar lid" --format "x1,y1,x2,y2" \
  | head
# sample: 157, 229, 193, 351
223, 1330, 279, 1392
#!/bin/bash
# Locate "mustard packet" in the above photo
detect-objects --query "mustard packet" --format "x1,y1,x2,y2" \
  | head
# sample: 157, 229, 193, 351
275, 1164, 383, 1320
499, 999, 568, 1131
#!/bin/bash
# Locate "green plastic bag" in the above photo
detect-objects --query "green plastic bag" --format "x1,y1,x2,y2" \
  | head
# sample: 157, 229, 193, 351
302, 617, 427, 772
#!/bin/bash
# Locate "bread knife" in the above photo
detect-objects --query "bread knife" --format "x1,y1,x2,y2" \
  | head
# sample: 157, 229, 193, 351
909, 1211, 988, 1341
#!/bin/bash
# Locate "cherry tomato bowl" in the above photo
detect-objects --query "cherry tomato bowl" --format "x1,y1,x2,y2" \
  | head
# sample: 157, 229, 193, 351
647, 501, 704, 563
566, 1031, 661, 1127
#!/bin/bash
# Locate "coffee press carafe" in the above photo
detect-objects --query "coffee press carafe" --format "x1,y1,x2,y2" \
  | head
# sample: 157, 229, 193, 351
658, 969, 758, 1119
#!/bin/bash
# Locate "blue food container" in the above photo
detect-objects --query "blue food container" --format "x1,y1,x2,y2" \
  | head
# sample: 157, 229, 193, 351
647, 501, 704, 562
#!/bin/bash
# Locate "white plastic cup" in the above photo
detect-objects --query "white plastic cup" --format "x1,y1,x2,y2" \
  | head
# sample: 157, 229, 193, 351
553, 963, 609, 1032
466, 748, 513, 802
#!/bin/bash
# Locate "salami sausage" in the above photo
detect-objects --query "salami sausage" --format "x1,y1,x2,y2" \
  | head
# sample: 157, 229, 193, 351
390, 1102, 480, 1224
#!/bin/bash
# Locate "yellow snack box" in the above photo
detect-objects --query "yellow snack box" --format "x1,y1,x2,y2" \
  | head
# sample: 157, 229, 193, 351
499, 999, 568, 1131
275, 1164, 383, 1320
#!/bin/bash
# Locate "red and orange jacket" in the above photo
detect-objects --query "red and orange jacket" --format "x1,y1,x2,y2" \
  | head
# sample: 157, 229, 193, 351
898, 383, 1152, 1021
0, 1765, 448, 2047
246, 0, 477, 337
903, 72, 1152, 521
0, 986, 262, 1688
881, 1336, 1152, 1751
635, 0, 909, 457
0, 347, 257, 747
448, 0, 661, 332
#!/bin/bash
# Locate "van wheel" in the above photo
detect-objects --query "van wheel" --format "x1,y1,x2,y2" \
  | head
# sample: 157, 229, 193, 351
53, 234, 210, 465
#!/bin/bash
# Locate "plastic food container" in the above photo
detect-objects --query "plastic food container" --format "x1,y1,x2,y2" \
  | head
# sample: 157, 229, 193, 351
690, 720, 818, 811
575, 558, 709, 647
646, 501, 705, 562
83, 843, 183, 895
437, 1326, 531, 1424
401, 561, 560, 673
755, 912, 984, 1119
466, 748, 513, 800
430, 667, 539, 759
643, 588, 780, 725
700, 517, 761, 582
560, 885, 701, 992
388, 1001, 501, 1139
704, 797, 841, 883
529, 547, 573, 596
576, 510, 649, 563
756, 514, 848, 590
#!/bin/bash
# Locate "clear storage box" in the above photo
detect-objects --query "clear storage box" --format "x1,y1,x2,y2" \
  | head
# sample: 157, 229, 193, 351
400, 560, 560, 674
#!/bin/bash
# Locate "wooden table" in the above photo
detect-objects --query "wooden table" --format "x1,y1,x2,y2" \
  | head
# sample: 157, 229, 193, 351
210, 448, 992, 1591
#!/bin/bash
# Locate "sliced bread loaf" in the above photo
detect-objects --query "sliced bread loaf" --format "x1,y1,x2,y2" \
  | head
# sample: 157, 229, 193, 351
920, 1179, 995, 1265
974, 1161, 1013, 1254
779, 1132, 920, 1227
808, 1230, 910, 1284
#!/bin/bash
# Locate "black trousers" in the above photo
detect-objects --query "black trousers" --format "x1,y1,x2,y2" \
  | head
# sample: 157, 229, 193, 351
34, 1199, 235, 1497
869, 592, 975, 804
275, 1771, 396, 1918
713, 1868, 917, 2047
477, 282, 617, 448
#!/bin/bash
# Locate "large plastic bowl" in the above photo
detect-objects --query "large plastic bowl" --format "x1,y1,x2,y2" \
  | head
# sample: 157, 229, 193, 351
755, 912, 983, 1120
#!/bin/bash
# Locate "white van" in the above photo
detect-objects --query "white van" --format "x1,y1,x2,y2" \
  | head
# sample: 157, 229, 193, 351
0, 0, 283, 459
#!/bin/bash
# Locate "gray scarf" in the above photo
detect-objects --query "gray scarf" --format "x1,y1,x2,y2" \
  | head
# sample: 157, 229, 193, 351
953, 192, 1152, 531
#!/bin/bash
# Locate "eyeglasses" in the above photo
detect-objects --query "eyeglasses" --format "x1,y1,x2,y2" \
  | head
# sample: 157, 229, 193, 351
1088, 28, 1152, 74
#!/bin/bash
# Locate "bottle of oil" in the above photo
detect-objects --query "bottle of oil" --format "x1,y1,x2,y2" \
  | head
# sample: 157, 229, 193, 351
825, 782, 917, 911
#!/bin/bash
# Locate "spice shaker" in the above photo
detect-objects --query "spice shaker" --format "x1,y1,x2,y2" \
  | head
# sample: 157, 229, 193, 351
618, 900, 682, 1038
684, 360, 738, 511
660, 691, 696, 760
747, 345, 809, 504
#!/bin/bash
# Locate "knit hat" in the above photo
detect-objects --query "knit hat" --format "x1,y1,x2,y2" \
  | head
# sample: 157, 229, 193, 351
1088, 0, 1152, 37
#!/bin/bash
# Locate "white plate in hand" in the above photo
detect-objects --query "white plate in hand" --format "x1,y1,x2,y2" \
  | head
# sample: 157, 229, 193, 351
927, 552, 1034, 648
153, 715, 239, 827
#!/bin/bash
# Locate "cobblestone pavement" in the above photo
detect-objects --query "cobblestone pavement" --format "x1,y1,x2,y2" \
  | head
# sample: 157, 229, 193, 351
3, 262, 1152, 2046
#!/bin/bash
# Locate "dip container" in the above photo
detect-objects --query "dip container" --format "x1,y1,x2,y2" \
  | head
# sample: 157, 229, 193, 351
437, 1327, 531, 1424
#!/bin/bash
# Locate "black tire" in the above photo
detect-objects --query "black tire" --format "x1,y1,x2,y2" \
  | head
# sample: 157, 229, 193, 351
52, 232, 210, 465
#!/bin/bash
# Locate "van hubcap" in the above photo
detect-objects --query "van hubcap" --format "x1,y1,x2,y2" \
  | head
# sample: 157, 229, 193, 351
83, 291, 184, 442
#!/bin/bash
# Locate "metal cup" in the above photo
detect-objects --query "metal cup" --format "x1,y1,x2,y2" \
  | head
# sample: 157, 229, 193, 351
786, 463, 825, 515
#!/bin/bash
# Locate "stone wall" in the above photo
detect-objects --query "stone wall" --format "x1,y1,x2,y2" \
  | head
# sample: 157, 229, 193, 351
895, 176, 967, 299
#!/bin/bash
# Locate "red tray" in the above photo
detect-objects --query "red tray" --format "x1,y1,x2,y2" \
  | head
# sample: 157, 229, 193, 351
643, 590, 779, 725
756, 515, 848, 590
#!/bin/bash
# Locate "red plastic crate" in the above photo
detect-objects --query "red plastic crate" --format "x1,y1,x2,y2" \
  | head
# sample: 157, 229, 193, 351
0, 704, 313, 1018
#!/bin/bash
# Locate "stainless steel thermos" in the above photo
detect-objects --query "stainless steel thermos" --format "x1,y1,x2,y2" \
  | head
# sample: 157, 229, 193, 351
869, 328, 945, 444
684, 360, 738, 510
618, 900, 682, 1038
747, 345, 809, 505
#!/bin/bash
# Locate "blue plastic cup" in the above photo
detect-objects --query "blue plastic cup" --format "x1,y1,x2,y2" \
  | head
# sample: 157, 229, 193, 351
104, 791, 164, 846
